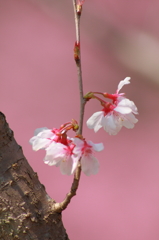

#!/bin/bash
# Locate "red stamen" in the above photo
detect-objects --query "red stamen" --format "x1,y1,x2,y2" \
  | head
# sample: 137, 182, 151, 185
102, 103, 115, 116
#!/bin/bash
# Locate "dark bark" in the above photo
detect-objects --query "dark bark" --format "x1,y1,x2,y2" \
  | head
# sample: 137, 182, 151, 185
0, 112, 69, 240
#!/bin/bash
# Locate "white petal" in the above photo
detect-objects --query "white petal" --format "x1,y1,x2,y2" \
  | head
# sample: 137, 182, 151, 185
102, 114, 122, 135
114, 106, 132, 114
46, 142, 66, 157
44, 142, 66, 165
73, 146, 82, 157
73, 139, 83, 158
38, 130, 55, 139
127, 101, 138, 114
34, 127, 49, 136
117, 77, 131, 93
29, 128, 55, 151
121, 113, 138, 129
44, 154, 62, 166
87, 111, 104, 132
71, 154, 80, 174
118, 98, 138, 114
31, 137, 51, 151
114, 98, 138, 115
118, 98, 132, 106
29, 136, 37, 145
87, 141, 104, 152
60, 156, 72, 175
81, 155, 99, 176
73, 138, 84, 148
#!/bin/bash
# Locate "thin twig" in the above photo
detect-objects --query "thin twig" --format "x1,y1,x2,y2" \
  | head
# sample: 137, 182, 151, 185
54, 0, 85, 213
73, 0, 85, 135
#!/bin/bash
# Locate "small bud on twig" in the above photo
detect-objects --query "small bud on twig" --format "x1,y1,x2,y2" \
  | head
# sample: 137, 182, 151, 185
74, 41, 80, 64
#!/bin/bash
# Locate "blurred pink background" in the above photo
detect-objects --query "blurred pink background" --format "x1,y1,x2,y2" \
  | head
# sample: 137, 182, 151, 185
0, 0, 159, 239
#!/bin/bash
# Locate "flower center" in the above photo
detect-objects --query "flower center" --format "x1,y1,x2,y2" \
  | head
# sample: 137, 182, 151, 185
103, 103, 115, 116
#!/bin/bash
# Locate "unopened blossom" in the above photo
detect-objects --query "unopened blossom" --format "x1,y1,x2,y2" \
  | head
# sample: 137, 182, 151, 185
87, 77, 138, 135
73, 138, 104, 176
77, 0, 85, 15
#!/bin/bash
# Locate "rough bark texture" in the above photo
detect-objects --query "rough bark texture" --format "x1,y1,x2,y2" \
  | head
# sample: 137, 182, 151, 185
0, 112, 69, 240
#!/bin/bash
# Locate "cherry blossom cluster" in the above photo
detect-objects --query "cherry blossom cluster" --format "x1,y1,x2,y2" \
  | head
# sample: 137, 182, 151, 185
30, 122, 104, 176
86, 77, 138, 135
30, 77, 138, 176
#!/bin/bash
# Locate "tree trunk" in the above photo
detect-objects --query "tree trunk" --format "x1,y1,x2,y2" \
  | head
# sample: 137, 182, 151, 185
0, 112, 69, 240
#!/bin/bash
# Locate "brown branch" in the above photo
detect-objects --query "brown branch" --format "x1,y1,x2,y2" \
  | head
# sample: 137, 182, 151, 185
54, 0, 86, 213
0, 112, 69, 240
53, 162, 81, 212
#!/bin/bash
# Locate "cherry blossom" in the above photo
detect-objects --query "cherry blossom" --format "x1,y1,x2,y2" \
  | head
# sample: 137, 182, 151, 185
30, 127, 80, 175
44, 141, 80, 175
73, 138, 104, 176
87, 77, 138, 135
30, 126, 104, 175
